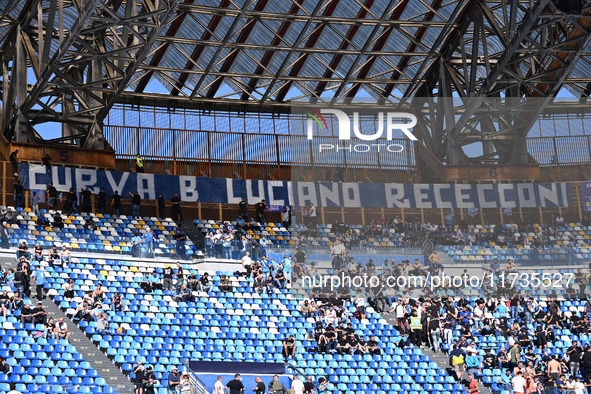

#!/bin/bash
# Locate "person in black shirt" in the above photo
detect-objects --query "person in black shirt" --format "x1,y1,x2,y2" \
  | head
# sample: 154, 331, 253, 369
32, 302, 47, 324
282, 335, 296, 358
48, 246, 60, 267
112, 191, 121, 216
81, 188, 92, 213
303, 377, 315, 394
0, 356, 10, 374
53, 214, 64, 229
253, 377, 265, 394
157, 194, 165, 219
567, 341, 583, 377
483, 348, 496, 369
133, 361, 145, 394
97, 188, 106, 214
9, 150, 18, 176
174, 262, 184, 286
256, 199, 268, 224
226, 374, 245, 394
14, 179, 24, 208
174, 229, 187, 260
171, 193, 182, 222
20, 303, 33, 324
143, 365, 157, 394
130, 191, 141, 218
162, 265, 173, 290
42, 154, 52, 174
63, 187, 77, 214
47, 182, 58, 210
367, 336, 381, 355
239, 197, 248, 220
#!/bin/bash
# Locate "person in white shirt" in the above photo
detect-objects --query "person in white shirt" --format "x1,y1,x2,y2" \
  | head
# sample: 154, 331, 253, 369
574, 377, 586, 394
214, 376, 224, 394
291, 376, 304, 394
512, 371, 526, 394
324, 306, 338, 325
241, 252, 252, 277
473, 304, 484, 330
354, 290, 367, 319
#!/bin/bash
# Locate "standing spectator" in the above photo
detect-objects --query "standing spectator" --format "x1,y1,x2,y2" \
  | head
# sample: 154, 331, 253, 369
143, 366, 157, 394
252, 377, 265, 394
226, 374, 245, 394
31, 191, 40, 214
0, 222, 10, 249
135, 154, 144, 173
174, 229, 187, 260
81, 187, 92, 213
174, 262, 184, 288
47, 182, 58, 210
31, 265, 46, 301
130, 191, 141, 218
133, 361, 145, 394
468, 374, 478, 394
13, 267, 25, 296
14, 179, 24, 208
256, 199, 268, 224
63, 187, 77, 214
9, 149, 18, 176
239, 197, 248, 220
167, 367, 180, 394
96, 187, 107, 213
308, 203, 317, 226
131, 231, 143, 257
55, 317, 71, 339
512, 371, 526, 394
353, 290, 367, 320
213, 376, 224, 394
171, 193, 182, 222
143, 228, 154, 258
158, 194, 166, 219
179, 374, 193, 394
282, 207, 290, 228
163, 265, 174, 291
291, 376, 304, 394
112, 191, 121, 216
303, 377, 314, 394
42, 154, 52, 174
268, 375, 287, 394
241, 252, 252, 276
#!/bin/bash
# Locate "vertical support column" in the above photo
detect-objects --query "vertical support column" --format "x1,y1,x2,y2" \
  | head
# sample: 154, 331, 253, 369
576, 182, 583, 223
2, 162, 5, 206
15, 26, 28, 142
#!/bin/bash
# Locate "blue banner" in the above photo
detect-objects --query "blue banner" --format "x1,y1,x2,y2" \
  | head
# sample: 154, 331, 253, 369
20, 164, 571, 209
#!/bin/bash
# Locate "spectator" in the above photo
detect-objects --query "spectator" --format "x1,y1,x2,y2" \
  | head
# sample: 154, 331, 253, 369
512, 370, 526, 394
48, 246, 60, 268
252, 377, 265, 394
133, 361, 145, 394
282, 206, 290, 229
219, 275, 232, 292
255, 199, 268, 224
167, 367, 180, 394
96, 313, 112, 335
135, 154, 144, 173
62, 278, 74, 300
213, 376, 224, 394
268, 375, 286, 394
179, 374, 193, 394
143, 228, 154, 258
140, 273, 153, 293
81, 187, 92, 213
32, 243, 44, 262
30, 191, 40, 214
96, 187, 107, 214
353, 290, 366, 319
42, 153, 52, 174
143, 365, 157, 394
47, 182, 58, 210
171, 193, 183, 222
0, 222, 9, 249
226, 373, 245, 394
158, 194, 166, 219
44, 317, 56, 339
31, 265, 46, 301
291, 376, 304, 394
199, 273, 211, 292
13, 179, 24, 208
467, 374, 478, 394
239, 197, 248, 220
9, 291, 23, 311
63, 187, 77, 214
0, 356, 11, 374
282, 335, 296, 358
163, 264, 174, 291
112, 292, 123, 312
367, 336, 381, 355
9, 149, 18, 176
130, 191, 141, 218
241, 252, 252, 276
253, 274, 265, 294
61, 245, 71, 265
174, 229, 187, 260
112, 191, 121, 216
13, 267, 25, 296
17, 241, 30, 260
20, 303, 33, 324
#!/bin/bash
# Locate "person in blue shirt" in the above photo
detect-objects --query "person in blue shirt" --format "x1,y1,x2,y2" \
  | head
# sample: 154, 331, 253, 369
282, 256, 292, 282
489, 258, 500, 274
131, 231, 143, 257
143, 228, 154, 258
149, 270, 161, 290
167, 367, 180, 394
31, 266, 46, 301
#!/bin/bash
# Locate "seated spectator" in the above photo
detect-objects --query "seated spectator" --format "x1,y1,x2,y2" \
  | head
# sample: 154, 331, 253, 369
219, 275, 232, 292
93, 283, 104, 303
0, 356, 11, 374
96, 313, 113, 334
149, 270, 162, 290
62, 278, 75, 300
367, 336, 381, 355
274, 270, 287, 289
324, 306, 338, 326
20, 303, 33, 324
253, 274, 265, 294
199, 273, 211, 292
187, 272, 198, 291
300, 300, 312, 319
409, 259, 425, 276
112, 292, 123, 312
282, 335, 296, 358
33, 243, 44, 262
44, 317, 56, 339
37, 215, 50, 227
84, 217, 96, 231
74, 301, 92, 322
9, 291, 23, 311
175, 284, 194, 303
48, 246, 60, 268
16, 241, 30, 260
31, 301, 47, 324
53, 214, 64, 229
265, 275, 275, 293
140, 272, 153, 293
61, 245, 71, 265
55, 317, 70, 340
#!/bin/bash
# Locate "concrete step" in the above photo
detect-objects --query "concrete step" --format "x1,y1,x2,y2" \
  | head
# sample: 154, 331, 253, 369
42, 298, 135, 394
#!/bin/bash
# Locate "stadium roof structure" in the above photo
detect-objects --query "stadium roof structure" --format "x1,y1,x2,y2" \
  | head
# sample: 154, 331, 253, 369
1, 0, 591, 164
